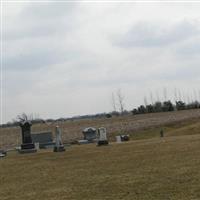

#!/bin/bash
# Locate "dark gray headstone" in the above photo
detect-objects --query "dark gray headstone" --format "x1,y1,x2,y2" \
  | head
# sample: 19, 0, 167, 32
82, 127, 97, 142
31, 131, 55, 149
160, 129, 164, 137
19, 121, 37, 153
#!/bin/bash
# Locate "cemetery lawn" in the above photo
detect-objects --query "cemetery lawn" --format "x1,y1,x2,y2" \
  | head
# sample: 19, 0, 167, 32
1, 134, 200, 200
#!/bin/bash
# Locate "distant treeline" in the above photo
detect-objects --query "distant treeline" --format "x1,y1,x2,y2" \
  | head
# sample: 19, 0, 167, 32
132, 100, 200, 115
1, 100, 200, 129
0, 112, 115, 128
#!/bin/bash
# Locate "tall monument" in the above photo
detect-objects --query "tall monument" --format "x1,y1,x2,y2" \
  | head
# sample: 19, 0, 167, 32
19, 121, 37, 153
53, 126, 65, 152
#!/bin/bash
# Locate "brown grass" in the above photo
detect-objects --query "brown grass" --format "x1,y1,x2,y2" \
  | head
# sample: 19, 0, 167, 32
1, 134, 200, 200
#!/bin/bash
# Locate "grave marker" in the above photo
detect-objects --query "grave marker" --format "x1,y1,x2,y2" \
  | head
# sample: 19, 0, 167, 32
82, 127, 97, 142
116, 136, 122, 143
160, 129, 164, 137
97, 127, 109, 146
31, 131, 55, 149
53, 126, 65, 152
19, 121, 37, 153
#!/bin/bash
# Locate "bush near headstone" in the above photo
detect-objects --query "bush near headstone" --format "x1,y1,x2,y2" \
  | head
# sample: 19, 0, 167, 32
0, 149, 7, 158
120, 135, 130, 141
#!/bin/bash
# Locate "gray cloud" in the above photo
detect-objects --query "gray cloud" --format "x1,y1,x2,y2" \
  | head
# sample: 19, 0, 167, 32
176, 37, 200, 56
20, 2, 76, 19
5, 47, 77, 71
117, 20, 200, 48
5, 2, 77, 41
155, 65, 200, 81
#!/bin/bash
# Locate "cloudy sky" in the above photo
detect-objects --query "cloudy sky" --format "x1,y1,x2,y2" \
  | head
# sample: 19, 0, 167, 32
1, 1, 200, 123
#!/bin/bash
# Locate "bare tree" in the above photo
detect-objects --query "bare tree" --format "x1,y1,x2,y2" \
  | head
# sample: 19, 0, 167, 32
178, 89, 182, 101
117, 89, 125, 114
193, 89, 197, 101
16, 113, 33, 123
156, 90, 160, 102
182, 91, 187, 103
111, 92, 117, 112
198, 90, 200, 102
163, 87, 167, 101
150, 91, 154, 105
174, 87, 177, 103
144, 96, 148, 107
187, 95, 190, 104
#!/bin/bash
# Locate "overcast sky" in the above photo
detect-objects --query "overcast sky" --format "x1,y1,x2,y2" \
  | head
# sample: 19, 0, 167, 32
1, 1, 200, 123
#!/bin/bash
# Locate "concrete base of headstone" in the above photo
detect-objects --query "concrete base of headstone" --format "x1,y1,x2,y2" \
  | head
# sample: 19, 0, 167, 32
53, 145, 65, 152
21, 143, 35, 149
19, 148, 37, 154
19, 143, 37, 153
97, 140, 109, 146
78, 140, 89, 145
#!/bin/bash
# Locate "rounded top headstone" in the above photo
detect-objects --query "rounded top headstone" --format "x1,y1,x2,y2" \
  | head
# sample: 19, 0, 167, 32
82, 127, 96, 133
19, 120, 32, 127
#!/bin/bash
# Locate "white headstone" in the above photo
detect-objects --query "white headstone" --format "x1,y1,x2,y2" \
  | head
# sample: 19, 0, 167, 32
97, 127, 108, 145
54, 126, 65, 152
98, 127, 107, 141
34, 142, 40, 150
116, 136, 122, 143
55, 126, 63, 147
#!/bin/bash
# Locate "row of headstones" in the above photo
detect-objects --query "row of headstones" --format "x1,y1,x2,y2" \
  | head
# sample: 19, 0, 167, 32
19, 121, 110, 154
19, 121, 65, 153
1, 121, 165, 156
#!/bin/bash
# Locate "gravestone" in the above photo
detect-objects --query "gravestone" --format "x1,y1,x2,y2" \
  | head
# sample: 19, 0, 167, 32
97, 127, 109, 146
82, 127, 97, 142
53, 126, 65, 152
19, 121, 37, 153
34, 142, 40, 150
160, 129, 164, 137
116, 136, 122, 143
31, 131, 55, 149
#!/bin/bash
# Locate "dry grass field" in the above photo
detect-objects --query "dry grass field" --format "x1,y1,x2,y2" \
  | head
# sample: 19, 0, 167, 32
1, 109, 200, 149
1, 134, 200, 200
1, 110, 200, 200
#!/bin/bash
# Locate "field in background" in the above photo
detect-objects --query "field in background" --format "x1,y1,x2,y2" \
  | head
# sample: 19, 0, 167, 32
1, 134, 200, 200
1, 109, 200, 149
